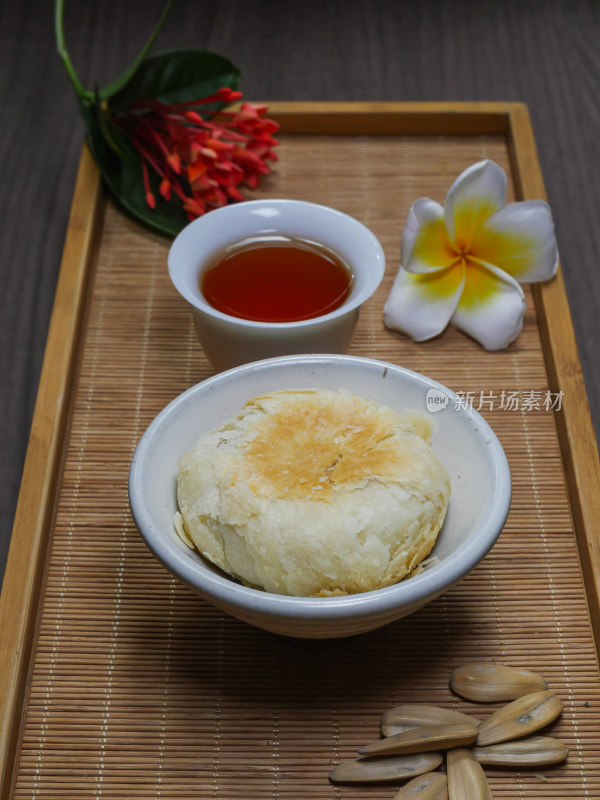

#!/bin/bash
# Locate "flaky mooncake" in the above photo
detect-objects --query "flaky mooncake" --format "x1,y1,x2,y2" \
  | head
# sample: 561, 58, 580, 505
175, 389, 450, 597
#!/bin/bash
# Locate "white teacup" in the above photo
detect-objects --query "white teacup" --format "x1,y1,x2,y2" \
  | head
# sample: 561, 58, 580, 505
168, 199, 385, 371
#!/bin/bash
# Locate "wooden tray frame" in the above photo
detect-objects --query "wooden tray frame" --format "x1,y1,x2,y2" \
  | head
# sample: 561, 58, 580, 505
1, 102, 599, 799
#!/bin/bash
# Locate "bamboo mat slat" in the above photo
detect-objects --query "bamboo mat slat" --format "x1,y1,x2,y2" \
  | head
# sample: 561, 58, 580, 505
8, 132, 600, 799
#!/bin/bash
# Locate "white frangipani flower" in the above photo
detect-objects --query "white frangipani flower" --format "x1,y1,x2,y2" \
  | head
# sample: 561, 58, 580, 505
384, 160, 559, 350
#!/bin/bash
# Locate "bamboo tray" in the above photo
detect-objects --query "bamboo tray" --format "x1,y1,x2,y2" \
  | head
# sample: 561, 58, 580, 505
2, 103, 600, 799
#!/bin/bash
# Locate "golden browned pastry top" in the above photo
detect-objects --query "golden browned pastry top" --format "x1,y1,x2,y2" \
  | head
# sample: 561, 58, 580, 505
239, 391, 412, 500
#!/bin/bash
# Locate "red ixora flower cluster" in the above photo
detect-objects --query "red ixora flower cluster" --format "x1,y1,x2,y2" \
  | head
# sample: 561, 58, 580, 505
110, 87, 279, 219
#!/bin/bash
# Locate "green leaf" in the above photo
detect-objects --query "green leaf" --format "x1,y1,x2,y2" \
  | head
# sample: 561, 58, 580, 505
78, 48, 242, 237
107, 49, 240, 112
99, 0, 175, 100
80, 102, 189, 237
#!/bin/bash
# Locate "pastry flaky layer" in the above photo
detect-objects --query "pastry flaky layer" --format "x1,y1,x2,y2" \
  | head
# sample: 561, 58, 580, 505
175, 389, 451, 597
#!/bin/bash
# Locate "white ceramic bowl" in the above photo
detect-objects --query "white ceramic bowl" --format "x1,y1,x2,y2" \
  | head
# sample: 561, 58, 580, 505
168, 200, 385, 371
129, 355, 511, 639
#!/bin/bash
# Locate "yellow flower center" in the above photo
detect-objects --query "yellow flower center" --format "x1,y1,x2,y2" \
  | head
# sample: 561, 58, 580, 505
460, 257, 500, 309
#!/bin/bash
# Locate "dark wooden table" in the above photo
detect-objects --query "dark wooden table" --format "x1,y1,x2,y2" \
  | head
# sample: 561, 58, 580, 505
2, 0, 599, 584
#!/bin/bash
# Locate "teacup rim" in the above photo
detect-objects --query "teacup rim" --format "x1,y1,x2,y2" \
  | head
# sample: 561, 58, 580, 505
167, 199, 386, 329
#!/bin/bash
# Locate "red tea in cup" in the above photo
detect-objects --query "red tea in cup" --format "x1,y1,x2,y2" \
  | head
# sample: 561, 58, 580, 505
200, 236, 354, 323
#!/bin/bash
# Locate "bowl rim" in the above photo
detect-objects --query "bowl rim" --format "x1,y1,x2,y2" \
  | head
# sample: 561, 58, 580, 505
129, 354, 511, 621
167, 199, 386, 330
